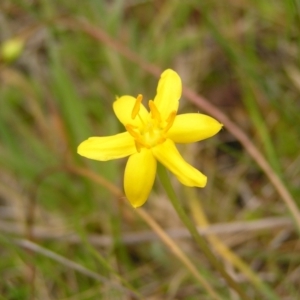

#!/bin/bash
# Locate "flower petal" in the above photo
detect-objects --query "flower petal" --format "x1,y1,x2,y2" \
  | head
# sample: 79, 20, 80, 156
167, 113, 223, 143
153, 69, 182, 120
77, 132, 136, 161
152, 139, 207, 187
113, 95, 148, 127
124, 149, 157, 208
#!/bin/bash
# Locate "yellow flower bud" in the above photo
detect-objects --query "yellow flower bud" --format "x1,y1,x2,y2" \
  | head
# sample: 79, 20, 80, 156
0, 37, 24, 63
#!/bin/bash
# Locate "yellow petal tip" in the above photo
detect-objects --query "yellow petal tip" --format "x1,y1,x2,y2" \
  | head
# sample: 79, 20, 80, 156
127, 196, 148, 208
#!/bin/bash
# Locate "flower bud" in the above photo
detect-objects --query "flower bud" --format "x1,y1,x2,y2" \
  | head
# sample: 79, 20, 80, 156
0, 37, 24, 63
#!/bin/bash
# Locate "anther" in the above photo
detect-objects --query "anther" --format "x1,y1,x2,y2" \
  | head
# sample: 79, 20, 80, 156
131, 94, 143, 119
148, 100, 161, 122
164, 111, 176, 133
125, 124, 140, 139
135, 140, 142, 153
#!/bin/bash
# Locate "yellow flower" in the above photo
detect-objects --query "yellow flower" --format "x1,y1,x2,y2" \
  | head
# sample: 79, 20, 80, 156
78, 69, 222, 207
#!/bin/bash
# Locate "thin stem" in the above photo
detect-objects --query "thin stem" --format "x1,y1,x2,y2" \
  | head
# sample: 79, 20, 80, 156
15, 238, 139, 298
69, 164, 223, 300
157, 163, 252, 300
186, 187, 281, 300
29, 165, 142, 298
136, 209, 224, 300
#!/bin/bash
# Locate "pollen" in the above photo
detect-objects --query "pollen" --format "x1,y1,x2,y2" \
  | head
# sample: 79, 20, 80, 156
164, 111, 176, 133
149, 100, 161, 122
131, 94, 143, 119
126, 97, 177, 152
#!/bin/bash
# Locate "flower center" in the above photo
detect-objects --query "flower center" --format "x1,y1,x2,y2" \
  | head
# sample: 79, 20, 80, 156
126, 94, 176, 152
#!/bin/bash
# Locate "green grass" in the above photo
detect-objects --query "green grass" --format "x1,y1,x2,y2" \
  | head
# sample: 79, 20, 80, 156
0, 1, 299, 299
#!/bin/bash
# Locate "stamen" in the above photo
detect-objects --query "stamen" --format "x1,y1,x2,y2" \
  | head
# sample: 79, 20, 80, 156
126, 124, 150, 151
135, 140, 142, 153
125, 124, 140, 139
127, 98, 174, 151
164, 111, 176, 133
157, 136, 166, 144
149, 100, 161, 122
131, 94, 143, 119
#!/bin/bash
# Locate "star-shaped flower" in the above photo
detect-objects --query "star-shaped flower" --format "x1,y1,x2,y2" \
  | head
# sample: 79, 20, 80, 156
78, 69, 222, 207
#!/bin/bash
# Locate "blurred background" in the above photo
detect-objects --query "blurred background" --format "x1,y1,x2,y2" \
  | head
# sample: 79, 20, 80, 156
0, 0, 299, 299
